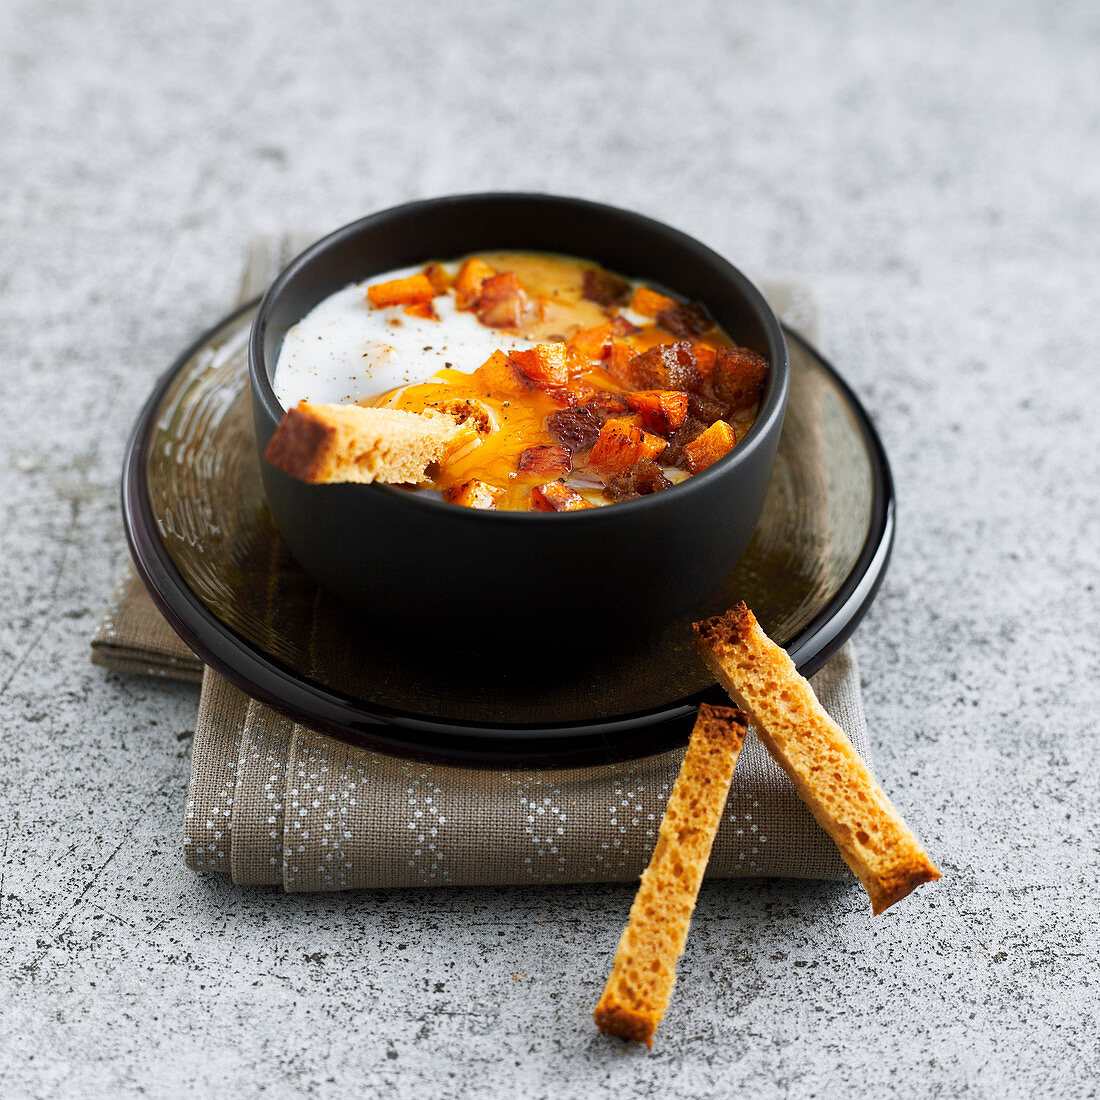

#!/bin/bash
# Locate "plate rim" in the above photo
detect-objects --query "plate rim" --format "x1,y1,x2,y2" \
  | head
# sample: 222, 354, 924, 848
122, 301, 895, 767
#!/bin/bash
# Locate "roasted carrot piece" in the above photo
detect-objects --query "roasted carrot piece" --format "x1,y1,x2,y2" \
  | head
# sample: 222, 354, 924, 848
586, 392, 630, 416
444, 479, 504, 510
454, 258, 497, 309
637, 430, 669, 464
422, 262, 451, 294
560, 378, 598, 407
404, 301, 439, 321
683, 420, 737, 473
630, 286, 677, 317
589, 417, 644, 476
532, 482, 592, 511
607, 339, 637, 383
508, 343, 571, 388
366, 273, 436, 308
567, 322, 617, 362
624, 390, 691, 434
474, 350, 530, 395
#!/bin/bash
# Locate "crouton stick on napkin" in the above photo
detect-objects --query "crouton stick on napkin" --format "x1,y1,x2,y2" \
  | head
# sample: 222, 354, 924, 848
595, 704, 748, 1048
693, 602, 940, 914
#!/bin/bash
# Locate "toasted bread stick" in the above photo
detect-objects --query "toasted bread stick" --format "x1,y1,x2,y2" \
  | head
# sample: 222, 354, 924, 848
594, 704, 748, 1048
693, 603, 941, 914
264, 401, 462, 485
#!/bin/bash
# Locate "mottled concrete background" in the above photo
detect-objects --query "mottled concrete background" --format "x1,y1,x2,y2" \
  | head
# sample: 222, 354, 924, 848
3, 1, 1098, 1097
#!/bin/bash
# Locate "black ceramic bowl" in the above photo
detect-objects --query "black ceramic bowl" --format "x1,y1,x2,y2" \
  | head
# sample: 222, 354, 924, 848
249, 193, 789, 653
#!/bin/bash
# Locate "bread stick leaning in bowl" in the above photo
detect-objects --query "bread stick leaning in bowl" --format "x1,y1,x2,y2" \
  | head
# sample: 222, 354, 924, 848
263, 401, 463, 485
693, 602, 940, 914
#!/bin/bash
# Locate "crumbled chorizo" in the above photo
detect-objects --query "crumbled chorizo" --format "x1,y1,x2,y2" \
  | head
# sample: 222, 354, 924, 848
656, 301, 713, 338
663, 416, 708, 468
712, 345, 769, 411
582, 268, 631, 307
548, 406, 602, 452
603, 459, 673, 501
476, 272, 534, 328
687, 392, 729, 426
435, 398, 494, 435
517, 445, 571, 476
624, 341, 702, 393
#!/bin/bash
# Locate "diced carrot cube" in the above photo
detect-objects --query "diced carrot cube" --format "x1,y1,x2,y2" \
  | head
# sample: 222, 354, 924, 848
683, 420, 737, 473
517, 445, 571, 476
404, 301, 438, 321
508, 343, 571, 388
637, 431, 668, 463
607, 339, 637, 383
630, 286, 677, 317
589, 417, 644, 476
366, 273, 436, 308
476, 271, 534, 328
422, 262, 451, 294
567, 322, 617, 362
531, 482, 592, 511
624, 390, 691, 434
474, 350, 530, 395
560, 379, 597, 407
454, 258, 497, 309
444, 479, 504, 510
586, 392, 630, 416
692, 342, 717, 378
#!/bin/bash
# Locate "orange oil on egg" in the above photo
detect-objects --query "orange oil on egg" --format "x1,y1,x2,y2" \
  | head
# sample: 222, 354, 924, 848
377, 354, 630, 510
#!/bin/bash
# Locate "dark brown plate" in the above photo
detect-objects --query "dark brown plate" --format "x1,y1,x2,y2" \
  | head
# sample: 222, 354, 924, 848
123, 301, 893, 766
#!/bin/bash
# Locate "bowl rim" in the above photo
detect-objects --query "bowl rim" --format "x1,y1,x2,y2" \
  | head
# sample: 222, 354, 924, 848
248, 191, 790, 522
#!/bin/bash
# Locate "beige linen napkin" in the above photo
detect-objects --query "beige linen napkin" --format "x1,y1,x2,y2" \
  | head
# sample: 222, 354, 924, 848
93, 236, 862, 890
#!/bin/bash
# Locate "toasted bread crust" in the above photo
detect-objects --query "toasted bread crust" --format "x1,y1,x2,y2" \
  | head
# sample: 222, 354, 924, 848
693, 603, 940, 915
263, 401, 462, 485
595, 704, 748, 1048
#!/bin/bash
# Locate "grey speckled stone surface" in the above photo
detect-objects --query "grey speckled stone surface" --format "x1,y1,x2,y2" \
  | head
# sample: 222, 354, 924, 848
3, 1, 1099, 1097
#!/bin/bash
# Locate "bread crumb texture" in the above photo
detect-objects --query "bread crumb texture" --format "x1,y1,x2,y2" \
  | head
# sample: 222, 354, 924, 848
594, 704, 747, 1048
693, 602, 941, 915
